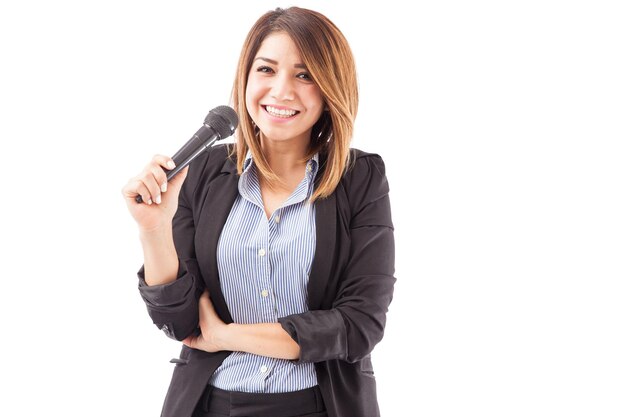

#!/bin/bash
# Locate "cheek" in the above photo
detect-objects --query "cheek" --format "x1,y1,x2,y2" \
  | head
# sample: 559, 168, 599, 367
245, 84, 262, 118
244, 89, 254, 114
303, 86, 324, 112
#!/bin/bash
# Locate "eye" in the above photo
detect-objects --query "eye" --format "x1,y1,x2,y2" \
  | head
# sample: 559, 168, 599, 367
297, 72, 313, 82
256, 65, 274, 74
296, 72, 311, 80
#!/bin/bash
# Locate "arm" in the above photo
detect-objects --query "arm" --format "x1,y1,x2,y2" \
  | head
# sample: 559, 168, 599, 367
278, 154, 396, 363
140, 226, 179, 286
183, 291, 300, 360
224, 323, 300, 360
123, 155, 204, 341
122, 155, 188, 287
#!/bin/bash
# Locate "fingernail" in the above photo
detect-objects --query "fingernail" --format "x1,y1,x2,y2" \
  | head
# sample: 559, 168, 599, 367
156, 194, 161, 204
161, 183, 167, 193
147, 198, 153, 205
167, 160, 175, 169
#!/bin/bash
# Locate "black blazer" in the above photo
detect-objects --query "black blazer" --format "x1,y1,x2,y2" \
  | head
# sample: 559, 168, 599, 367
137, 144, 395, 417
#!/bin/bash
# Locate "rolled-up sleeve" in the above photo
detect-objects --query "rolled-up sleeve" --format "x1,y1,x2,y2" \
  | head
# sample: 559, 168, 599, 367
137, 259, 202, 340
279, 154, 396, 363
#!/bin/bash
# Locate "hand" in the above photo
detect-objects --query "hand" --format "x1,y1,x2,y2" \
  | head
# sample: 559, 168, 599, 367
121, 155, 188, 232
183, 290, 227, 353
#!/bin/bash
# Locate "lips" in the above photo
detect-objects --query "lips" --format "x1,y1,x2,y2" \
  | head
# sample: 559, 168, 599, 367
264, 105, 299, 118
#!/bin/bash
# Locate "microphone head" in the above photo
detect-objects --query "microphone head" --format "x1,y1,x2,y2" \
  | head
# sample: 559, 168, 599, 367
205, 105, 239, 139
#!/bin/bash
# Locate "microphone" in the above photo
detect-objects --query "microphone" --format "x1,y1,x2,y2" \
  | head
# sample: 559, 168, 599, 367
135, 105, 239, 204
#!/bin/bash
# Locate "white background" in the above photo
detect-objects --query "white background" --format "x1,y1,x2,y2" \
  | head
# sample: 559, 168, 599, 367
1, 1, 625, 416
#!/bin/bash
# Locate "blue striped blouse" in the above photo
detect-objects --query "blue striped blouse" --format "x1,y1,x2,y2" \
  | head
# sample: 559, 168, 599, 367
208, 153, 319, 393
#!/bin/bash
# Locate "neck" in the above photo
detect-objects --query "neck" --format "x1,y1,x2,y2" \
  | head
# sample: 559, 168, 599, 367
260, 136, 309, 177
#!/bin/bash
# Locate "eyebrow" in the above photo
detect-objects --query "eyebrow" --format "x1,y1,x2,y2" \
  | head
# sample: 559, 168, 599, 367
254, 57, 307, 69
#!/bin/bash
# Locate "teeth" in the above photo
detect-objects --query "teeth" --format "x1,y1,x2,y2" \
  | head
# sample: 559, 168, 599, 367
266, 105, 297, 118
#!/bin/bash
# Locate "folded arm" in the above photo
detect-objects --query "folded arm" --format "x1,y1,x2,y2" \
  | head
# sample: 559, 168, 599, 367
278, 154, 396, 364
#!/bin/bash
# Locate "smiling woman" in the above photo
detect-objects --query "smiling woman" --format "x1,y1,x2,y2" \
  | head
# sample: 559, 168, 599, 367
121, 6, 395, 417
242, 32, 327, 217
232, 8, 358, 203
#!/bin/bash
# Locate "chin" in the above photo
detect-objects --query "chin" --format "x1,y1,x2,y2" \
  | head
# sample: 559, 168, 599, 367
260, 128, 310, 145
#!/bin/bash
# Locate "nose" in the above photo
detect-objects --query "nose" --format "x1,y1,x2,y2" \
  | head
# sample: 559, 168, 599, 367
270, 73, 295, 102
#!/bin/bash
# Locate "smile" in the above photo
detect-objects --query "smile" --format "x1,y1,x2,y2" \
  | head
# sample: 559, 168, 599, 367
264, 105, 299, 118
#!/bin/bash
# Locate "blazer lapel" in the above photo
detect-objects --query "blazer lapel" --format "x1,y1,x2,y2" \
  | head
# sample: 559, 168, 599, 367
308, 191, 336, 310
195, 155, 238, 324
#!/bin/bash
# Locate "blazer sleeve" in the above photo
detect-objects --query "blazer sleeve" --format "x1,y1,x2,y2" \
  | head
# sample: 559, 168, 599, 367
136, 174, 205, 341
279, 154, 396, 363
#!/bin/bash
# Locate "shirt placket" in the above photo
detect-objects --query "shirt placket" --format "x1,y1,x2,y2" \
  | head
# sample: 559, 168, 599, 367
257, 217, 275, 323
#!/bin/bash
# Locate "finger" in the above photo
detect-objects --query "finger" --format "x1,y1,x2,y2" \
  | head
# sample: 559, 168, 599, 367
145, 155, 174, 196
198, 290, 214, 309
198, 290, 208, 312
182, 335, 197, 349
133, 181, 154, 205
151, 155, 175, 193
137, 168, 163, 205
148, 164, 168, 195
154, 166, 189, 208
152, 154, 176, 171
152, 154, 176, 187
198, 291, 219, 327
122, 179, 153, 205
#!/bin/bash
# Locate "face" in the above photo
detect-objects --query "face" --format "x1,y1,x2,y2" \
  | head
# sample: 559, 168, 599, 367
245, 32, 325, 147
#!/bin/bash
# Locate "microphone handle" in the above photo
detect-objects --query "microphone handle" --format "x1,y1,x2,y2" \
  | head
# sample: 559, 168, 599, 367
134, 134, 220, 204
170, 124, 212, 166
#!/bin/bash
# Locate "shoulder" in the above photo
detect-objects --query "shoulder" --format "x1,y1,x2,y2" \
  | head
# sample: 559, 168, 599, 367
337, 148, 390, 215
343, 148, 389, 194
349, 148, 383, 163
186, 143, 234, 180
180, 143, 236, 200
201, 143, 234, 173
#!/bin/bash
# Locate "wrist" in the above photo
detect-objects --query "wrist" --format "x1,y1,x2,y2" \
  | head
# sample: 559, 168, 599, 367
139, 224, 173, 241
217, 323, 238, 352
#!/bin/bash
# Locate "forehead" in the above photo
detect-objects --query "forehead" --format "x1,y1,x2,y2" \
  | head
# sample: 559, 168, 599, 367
255, 32, 302, 62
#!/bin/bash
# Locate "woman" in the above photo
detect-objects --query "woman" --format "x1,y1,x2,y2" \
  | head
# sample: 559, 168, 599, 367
122, 7, 395, 417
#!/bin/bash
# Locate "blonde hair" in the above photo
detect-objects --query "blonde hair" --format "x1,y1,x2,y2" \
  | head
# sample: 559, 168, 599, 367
231, 7, 358, 201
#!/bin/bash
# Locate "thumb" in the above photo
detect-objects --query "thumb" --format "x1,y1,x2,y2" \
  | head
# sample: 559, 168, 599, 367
182, 335, 195, 349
